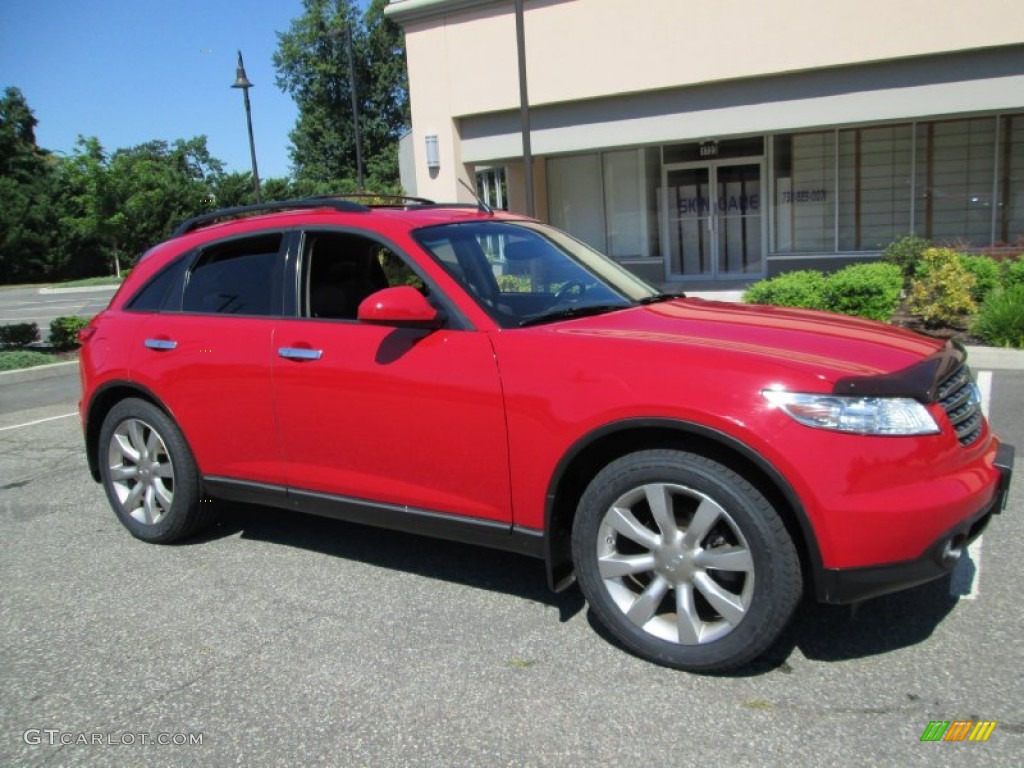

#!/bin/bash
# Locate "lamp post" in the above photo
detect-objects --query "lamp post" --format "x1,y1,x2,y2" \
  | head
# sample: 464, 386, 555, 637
331, 22, 364, 189
514, 0, 534, 217
231, 50, 262, 203
344, 23, 364, 190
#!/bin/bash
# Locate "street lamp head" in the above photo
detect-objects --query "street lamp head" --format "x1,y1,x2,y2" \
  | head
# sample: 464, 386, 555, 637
230, 48, 262, 202
231, 50, 254, 90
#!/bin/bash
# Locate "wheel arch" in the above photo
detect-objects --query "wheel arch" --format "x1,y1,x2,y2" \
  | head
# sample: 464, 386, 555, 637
84, 380, 177, 482
543, 418, 823, 598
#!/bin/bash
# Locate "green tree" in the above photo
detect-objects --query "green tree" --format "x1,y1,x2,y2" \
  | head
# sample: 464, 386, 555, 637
0, 87, 61, 282
274, 0, 409, 189
212, 171, 259, 208
361, 0, 411, 184
56, 136, 122, 277
58, 135, 225, 276
107, 137, 223, 263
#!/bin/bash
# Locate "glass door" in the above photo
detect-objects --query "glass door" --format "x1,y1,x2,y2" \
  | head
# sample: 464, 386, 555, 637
715, 162, 763, 278
665, 167, 713, 277
664, 160, 765, 280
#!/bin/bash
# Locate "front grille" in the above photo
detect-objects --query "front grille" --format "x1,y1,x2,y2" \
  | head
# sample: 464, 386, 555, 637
936, 364, 983, 447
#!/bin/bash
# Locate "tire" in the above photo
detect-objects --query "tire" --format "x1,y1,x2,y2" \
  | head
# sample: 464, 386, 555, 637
572, 449, 801, 672
98, 398, 212, 543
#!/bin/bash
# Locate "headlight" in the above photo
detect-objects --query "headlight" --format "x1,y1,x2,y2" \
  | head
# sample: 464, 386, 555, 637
762, 390, 940, 436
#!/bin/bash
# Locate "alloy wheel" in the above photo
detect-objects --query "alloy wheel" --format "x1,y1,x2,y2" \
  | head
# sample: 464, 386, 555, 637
595, 482, 755, 645
107, 418, 176, 526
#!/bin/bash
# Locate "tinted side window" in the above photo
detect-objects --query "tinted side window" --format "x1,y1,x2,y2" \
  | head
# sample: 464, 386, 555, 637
126, 257, 186, 312
183, 234, 282, 316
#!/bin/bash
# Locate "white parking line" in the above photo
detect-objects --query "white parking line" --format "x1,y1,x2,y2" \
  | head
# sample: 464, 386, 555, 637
976, 370, 992, 419
949, 369, 993, 601
0, 412, 77, 432
950, 537, 985, 600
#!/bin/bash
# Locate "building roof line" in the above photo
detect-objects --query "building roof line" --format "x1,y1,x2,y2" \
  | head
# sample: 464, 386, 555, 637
385, 0, 508, 25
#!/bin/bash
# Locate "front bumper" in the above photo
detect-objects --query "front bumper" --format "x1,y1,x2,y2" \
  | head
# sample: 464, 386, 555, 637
819, 442, 1014, 604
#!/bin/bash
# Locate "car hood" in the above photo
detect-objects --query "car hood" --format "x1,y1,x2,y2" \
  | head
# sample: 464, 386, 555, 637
545, 298, 955, 386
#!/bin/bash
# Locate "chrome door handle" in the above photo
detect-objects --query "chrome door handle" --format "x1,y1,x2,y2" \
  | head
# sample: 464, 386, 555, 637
278, 347, 323, 361
144, 338, 177, 350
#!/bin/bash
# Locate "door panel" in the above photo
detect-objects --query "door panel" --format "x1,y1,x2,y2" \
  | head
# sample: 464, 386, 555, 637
272, 321, 511, 522
132, 314, 281, 483
127, 233, 286, 484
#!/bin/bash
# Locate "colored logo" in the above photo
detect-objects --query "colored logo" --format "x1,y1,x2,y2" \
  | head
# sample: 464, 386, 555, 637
920, 720, 997, 742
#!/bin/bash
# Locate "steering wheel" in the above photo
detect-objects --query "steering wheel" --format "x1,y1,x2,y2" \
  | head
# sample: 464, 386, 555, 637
554, 280, 587, 302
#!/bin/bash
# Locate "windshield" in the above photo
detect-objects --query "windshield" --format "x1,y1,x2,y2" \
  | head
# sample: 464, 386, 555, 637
413, 220, 659, 328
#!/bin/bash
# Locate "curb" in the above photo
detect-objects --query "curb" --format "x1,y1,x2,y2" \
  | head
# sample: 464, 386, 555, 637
0, 360, 78, 385
38, 285, 120, 295
963, 346, 1024, 371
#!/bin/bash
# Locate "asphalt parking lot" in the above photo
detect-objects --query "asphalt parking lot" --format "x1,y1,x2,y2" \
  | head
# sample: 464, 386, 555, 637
0, 284, 115, 341
1, 365, 1021, 767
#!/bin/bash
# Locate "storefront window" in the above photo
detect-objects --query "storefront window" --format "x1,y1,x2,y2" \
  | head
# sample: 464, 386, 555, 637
548, 149, 660, 261
914, 117, 996, 246
603, 148, 660, 260
475, 167, 508, 210
838, 125, 912, 250
547, 153, 606, 252
999, 114, 1024, 246
773, 132, 835, 252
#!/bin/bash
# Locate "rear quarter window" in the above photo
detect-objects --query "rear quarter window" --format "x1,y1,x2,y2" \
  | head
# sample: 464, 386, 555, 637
125, 257, 186, 312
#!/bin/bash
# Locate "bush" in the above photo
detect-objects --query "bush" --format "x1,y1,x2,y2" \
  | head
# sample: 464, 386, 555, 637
821, 262, 903, 322
908, 248, 977, 327
957, 254, 1001, 302
49, 316, 90, 349
0, 350, 55, 372
971, 285, 1024, 348
498, 274, 532, 293
1003, 255, 1024, 288
0, 322, 40, 348
743, 270, 827, 310
882, 235, 930, 279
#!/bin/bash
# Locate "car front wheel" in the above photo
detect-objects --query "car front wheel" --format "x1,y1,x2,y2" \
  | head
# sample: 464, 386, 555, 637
572, 449, 801, 671
98, 398, 210, 543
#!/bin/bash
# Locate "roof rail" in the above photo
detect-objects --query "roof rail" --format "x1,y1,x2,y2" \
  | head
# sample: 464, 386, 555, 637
308, 193, 436, 207
172, 198, 369, 237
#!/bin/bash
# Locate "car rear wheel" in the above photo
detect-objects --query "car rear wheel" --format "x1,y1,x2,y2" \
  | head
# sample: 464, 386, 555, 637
99, 398, 211, 543
572, 449, 801, 671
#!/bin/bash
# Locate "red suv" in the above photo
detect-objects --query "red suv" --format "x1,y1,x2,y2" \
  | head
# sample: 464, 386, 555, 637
78, 197, 1014, 671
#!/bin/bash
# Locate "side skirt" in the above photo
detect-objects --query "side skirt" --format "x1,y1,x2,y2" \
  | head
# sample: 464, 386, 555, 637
203, 476, 546, 560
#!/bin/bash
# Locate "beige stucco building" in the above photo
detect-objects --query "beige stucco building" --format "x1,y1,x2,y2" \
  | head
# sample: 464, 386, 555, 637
386, 0, 1024, 283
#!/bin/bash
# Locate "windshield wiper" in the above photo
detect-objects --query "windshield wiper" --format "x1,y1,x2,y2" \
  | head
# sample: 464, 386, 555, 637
635, 292, 685, 305
519, 304, 629, 327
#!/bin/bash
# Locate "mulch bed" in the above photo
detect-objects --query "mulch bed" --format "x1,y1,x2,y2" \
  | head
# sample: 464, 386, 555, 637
888, 300, 984, 347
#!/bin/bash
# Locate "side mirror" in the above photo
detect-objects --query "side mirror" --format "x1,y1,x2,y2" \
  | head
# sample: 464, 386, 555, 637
357, 286, 443, 329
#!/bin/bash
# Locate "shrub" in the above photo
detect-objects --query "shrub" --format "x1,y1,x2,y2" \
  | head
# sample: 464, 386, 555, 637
743, 270, 827, 310
821, 262, 903, 322
0, 322, 40, 348
0, 350, 55, 372
1003, 255, 1024, 288
49, 316, 90, 349
971, 285, 1024, 348
882, 234, 930, 279
956, 254, 1001, 301
498, 274, 532, 293
908, 248, 977, 327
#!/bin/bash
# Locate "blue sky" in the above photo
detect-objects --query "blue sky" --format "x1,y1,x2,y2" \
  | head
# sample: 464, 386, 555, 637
1, 0, 370, 179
